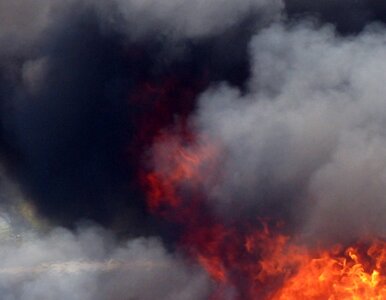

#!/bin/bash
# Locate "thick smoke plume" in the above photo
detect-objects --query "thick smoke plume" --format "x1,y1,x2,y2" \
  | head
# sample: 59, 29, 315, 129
0, 0, 276, 229
2, 0, 386, 298
193, 23, 386, 243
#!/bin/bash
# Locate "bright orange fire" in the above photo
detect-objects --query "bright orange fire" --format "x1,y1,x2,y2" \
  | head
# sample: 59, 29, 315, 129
273, 240, 386, 300
143, 132, 386, 299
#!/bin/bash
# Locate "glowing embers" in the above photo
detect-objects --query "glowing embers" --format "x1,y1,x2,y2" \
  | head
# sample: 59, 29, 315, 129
143, 133, 386, 299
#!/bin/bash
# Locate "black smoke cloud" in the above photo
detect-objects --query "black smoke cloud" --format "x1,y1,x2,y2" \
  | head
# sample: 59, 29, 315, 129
0, 2, 281, 297
3, 0, 386, 298
3, 0, 385, 232
1, 7, 144, 231
285, 0, 386, 34
0, 0, 272, 231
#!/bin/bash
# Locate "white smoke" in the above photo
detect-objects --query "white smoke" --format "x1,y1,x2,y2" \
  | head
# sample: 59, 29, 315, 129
0, 224, 211, 300
4, 0, 386, 298
0, 170, 211, 299
193, 23, 386, 242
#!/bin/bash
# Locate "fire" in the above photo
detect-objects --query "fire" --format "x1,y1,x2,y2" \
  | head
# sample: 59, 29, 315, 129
272, 241, 386, 300
143, 132, 386, 299
144, 132, 218, 221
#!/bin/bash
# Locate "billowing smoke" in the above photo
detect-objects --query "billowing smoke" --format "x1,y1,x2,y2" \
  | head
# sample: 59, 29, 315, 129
193, 23, 386, 243
0, 0, 275, 229
2, 0, 386, 298
0, 223, 210, 300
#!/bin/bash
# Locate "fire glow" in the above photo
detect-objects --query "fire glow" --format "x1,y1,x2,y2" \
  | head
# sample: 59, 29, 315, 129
144, 132, 386, 299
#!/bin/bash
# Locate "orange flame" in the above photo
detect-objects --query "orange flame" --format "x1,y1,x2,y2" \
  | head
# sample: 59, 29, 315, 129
143, 133, 386, 299
273, 241, 386, 300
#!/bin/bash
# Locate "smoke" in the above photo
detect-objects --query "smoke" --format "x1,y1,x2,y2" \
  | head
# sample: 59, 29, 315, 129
0, 0, 272, 229
0, 0, 54, 54
191, 22, 386, 243
3, 0, 386, 231
0, 173, 210, 299
0, 1, 273, 295
285, 0, 386, 34
0, 223, 210, 300
110, 0, 283, 39
3, 0, 386, 298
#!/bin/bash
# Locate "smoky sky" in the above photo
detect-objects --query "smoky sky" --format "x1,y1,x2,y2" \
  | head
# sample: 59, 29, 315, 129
2, 0, 386, 299
0, 1, 265, 231
2, 0, 386, 232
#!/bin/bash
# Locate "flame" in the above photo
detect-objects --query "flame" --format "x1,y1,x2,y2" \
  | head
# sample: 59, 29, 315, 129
144, 132, 218, 221
143, 133, 386, 299
272, 240, 386, 300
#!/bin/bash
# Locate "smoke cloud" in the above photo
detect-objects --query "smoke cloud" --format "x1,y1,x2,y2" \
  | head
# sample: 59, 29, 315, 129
3, 0, 386, 298
0, 0, 271, 229
110, 0, 283, 39
0, 0, 54, 54
0, 223, 210, 300
193, 23, 386, 243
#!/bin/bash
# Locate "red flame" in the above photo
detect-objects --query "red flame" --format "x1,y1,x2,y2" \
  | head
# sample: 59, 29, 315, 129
144, 132, 218, 222
142, 131, 386, 299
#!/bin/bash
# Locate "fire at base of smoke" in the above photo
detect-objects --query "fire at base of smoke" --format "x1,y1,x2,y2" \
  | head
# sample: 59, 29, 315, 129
2, 0, 386, 299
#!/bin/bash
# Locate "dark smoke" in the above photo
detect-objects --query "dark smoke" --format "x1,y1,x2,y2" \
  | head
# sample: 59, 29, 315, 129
2, 0, 386, 298
0, 1, 260, 231
2, 0, 385, 231
285, 0, 386, 34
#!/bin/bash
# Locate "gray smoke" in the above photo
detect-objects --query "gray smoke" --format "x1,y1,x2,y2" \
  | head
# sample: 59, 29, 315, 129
0, 223, 211, 300
191, 22, 386, 243
109, 0, 283, 39
0, 1, 273, 298
4, 0, 386, 298
0, 0, 283, 51
0, 0, 54, 53
0, 174, 210, 299
0, 0, 284, 228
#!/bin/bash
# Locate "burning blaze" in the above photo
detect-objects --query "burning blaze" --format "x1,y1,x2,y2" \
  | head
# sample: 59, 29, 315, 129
273, 241, 386, 300
143, 132, 386, 299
